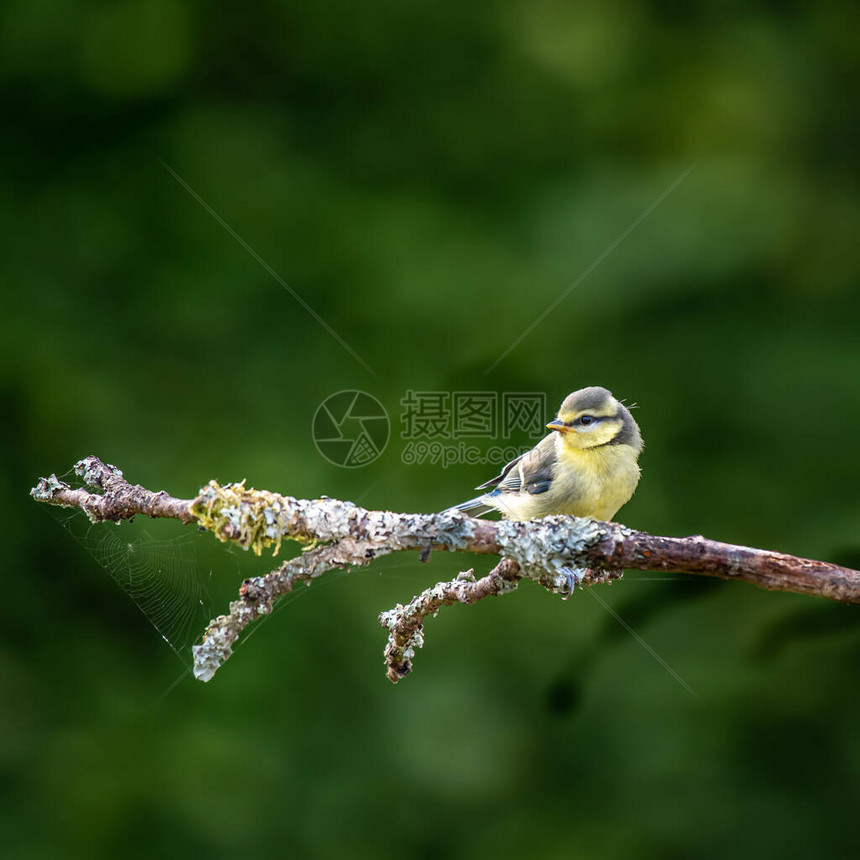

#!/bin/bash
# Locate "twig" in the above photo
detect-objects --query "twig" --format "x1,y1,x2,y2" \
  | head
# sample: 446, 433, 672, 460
31, 458, 194, 524
379, 558, 523, 682
31, 456, 860, 683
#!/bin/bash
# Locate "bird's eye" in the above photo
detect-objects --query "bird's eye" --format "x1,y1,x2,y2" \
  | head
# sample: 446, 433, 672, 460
579, 415, 596, 426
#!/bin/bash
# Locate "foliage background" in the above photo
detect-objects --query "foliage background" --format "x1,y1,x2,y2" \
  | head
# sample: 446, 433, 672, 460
3, 1, 859, 857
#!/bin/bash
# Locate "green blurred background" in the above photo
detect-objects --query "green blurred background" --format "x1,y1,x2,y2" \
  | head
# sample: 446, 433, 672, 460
3, 0, 860, 857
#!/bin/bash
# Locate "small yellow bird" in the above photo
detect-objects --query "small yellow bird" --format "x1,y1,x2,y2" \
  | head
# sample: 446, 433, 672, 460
448, 386, 643, 521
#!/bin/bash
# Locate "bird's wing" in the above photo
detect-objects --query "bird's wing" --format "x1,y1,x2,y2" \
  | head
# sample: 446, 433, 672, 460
475, 434, 557, 496
474, 452, 527, 491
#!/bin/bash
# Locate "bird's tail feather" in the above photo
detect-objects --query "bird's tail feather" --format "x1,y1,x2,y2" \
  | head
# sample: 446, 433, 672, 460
442, 496, 494, 518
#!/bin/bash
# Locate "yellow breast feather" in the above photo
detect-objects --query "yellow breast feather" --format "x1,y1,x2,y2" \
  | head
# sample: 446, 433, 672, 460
552, 442, 641, 521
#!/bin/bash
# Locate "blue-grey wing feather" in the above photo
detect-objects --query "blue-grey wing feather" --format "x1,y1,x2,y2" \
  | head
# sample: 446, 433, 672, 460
476, 434, 557, 496
513, 434, 557, 495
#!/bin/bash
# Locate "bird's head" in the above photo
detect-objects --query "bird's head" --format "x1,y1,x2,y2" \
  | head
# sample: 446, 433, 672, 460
547, 386, 642, 452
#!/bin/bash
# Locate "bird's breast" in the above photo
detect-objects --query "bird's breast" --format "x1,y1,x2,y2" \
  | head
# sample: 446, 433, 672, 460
549, 444, 641, 521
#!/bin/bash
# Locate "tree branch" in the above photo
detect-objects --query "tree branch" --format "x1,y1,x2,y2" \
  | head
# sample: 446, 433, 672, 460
31, 456, 860, 683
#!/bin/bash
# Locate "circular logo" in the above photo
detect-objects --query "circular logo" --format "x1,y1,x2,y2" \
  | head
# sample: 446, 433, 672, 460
312, 390, 390, 468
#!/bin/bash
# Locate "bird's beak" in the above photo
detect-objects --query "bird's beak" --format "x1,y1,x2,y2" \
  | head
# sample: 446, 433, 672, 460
547, 419, 573, 434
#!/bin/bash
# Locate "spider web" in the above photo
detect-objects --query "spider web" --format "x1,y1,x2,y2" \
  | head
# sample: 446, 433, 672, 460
47, 473, 213, 663
92, 527, 207, 655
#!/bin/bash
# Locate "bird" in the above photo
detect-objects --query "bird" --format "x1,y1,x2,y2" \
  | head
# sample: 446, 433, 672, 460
447, 386, 643, 522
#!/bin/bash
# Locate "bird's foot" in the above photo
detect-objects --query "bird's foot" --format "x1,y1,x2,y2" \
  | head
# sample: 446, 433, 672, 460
556, 566, 588, 599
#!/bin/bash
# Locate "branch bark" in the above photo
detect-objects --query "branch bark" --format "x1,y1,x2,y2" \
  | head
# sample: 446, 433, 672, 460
31, 456, 860, 683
